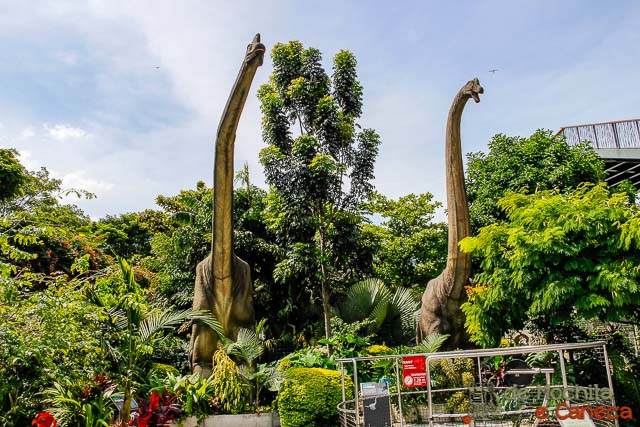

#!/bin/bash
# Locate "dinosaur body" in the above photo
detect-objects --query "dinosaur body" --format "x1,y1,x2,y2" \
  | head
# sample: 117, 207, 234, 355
189, 34, 265, 377
417, 78, 483, 350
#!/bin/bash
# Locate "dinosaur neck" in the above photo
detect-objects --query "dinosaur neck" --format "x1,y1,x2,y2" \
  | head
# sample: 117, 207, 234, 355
443, 89, 472, 299
212, 56, 261, 297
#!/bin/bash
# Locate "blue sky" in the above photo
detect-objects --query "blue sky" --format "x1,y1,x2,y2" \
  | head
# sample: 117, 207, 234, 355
1, 0, 638, 219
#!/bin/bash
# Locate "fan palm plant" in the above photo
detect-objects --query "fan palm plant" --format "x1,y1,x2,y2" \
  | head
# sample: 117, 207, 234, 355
338, 278, 419, 345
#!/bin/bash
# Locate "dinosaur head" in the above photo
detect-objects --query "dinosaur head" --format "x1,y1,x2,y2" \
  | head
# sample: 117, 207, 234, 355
245, 33, 266, 66
462, 78, 483, 103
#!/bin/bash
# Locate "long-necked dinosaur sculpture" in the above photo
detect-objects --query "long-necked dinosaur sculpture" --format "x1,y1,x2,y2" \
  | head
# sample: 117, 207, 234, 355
189, 34, 265, 377
417, 78, 483, 350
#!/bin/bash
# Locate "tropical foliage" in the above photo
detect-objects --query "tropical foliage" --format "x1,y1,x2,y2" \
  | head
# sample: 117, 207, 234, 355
1, 38, 639, 425
338, 278, 419, 345
461, 184, 640, 347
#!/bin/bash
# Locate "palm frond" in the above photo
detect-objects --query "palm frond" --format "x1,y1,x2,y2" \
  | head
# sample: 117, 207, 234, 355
369, 298, 389, 329
388, 286, 420, 334
102, 337, 125, 365
416, 333, 450, 353
225, 327, 264, 366
185, 310, 225, 340
340, 278, 391, 324
172, 211, 195, 226
139, 308, 193, 343
107, 307, 128, 330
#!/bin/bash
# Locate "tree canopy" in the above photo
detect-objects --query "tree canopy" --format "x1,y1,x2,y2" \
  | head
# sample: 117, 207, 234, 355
465, 129, 606, 230
461, 183, 640, 347
0, 149, 28, 202
364, 192, 447, 291
258, 41, 380, 340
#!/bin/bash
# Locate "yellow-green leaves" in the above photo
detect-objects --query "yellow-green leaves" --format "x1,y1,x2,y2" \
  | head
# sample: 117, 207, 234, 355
461, 183, 640, 347
210, 349, 249, 414
309, 154, 336, 176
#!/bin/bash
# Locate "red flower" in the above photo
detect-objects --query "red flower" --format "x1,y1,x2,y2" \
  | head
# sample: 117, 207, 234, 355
32, 412, 57, 427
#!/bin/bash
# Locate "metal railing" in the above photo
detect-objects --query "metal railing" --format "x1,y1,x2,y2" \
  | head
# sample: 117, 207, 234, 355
337, 341, 618, 427
558, 119, 640, 149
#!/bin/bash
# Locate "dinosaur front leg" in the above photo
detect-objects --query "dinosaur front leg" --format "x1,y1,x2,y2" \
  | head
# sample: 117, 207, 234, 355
190, 258, 217, 377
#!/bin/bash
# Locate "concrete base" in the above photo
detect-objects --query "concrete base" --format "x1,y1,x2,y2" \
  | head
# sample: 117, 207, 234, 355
169, 412, 279, 427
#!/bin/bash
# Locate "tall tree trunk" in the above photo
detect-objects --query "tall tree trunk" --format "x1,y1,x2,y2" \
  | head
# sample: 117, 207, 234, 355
318, 220, 333, 354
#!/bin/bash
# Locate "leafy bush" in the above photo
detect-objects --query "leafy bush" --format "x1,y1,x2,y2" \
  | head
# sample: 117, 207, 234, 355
431, 358, 474, 413
0, 277, 108, 426
157, 373, 218, 419
366, 344, 393, 356
277, 367, 353, 427
43, 375, 116, 427
278, 347, 337, 370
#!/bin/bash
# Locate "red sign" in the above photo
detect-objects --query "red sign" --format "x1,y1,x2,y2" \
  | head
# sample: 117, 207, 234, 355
402, 355, 427, 387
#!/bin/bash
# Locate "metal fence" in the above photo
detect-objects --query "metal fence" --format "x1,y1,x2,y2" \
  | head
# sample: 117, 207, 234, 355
558, 119, 640, 149
337, 341, 620, 427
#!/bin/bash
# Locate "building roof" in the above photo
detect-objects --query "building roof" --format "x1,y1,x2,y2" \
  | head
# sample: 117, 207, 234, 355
558, 119, 640, 187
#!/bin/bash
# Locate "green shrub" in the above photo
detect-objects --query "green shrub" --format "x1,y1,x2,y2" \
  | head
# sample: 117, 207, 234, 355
155, 372, 217, 420
278, 347, 337, 370
277, 367, 353, 427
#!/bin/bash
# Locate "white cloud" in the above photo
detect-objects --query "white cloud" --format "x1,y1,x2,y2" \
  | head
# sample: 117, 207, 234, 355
16, 149, 38, 171
20, 127, 35, 139
46, 124, 91, 141
60, 170, 114, 201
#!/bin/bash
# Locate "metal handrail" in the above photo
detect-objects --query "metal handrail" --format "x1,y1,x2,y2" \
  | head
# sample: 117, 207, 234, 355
336, 340, 608, 364
337, 341, 617, 427
557, 119, 640, 149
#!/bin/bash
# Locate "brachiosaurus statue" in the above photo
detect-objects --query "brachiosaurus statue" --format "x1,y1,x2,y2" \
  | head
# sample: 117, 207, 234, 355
189, 34, 265, 377
417, 78, 483, 350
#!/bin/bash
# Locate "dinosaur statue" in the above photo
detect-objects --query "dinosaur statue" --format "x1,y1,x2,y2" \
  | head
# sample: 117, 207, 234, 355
189, 34, 265, 377
417, 78, 483, 350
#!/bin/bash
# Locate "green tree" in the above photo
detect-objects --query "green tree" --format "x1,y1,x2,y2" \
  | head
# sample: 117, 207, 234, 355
0, 149, 27, 202
460, 183, 640, 347
364, 192, 447, 290
0, 155, 103, 283
93, 210, 169, 259
258, 41, 380, 342
465, 129, 606, 230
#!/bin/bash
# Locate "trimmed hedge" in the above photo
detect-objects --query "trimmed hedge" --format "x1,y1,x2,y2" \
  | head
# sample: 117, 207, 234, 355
277, 367, 353, 427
